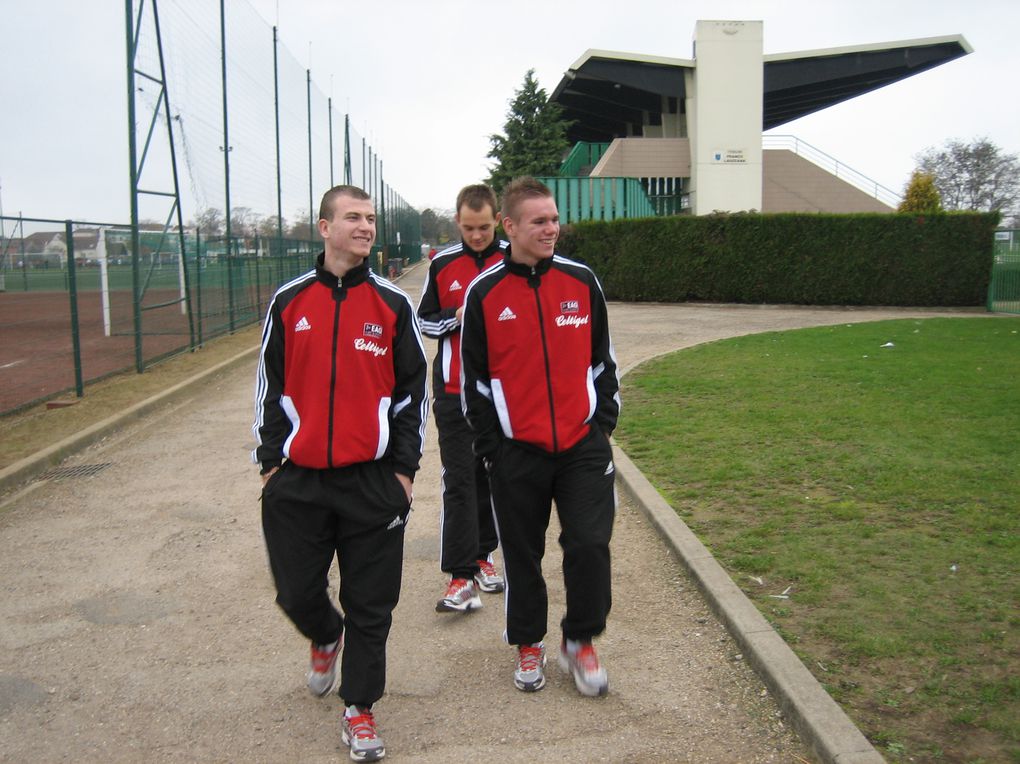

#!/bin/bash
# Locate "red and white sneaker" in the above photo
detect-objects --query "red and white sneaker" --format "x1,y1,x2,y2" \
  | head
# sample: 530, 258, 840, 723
474, 557, 505, 593
558, 640, 609, 697
514, 642, 546, 692
435, 577, 482, 612
307, 636, 341, 696
342, 705, 385, 762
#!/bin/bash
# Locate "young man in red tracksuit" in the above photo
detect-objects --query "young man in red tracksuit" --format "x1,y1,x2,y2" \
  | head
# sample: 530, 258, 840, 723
253, 185, 427, 762
460, 177, 620, 696
417, 184, 506, 613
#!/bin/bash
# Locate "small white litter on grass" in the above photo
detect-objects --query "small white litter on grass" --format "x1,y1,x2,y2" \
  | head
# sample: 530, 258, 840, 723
881, 342, 895, 348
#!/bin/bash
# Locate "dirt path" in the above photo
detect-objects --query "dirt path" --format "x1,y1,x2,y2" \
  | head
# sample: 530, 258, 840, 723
0, 260, 982, 762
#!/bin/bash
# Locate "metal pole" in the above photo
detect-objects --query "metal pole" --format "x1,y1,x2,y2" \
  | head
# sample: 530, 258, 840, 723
195, 227, 204, 346
306, 69, 314, 233
65, 221, 84, 398
328, 96, 334, 188
152, 0, 194, 351
126, 0, 144, 373
344, 114, 352, 184
273, 26, 283, 248
379, 161, 386, 248
219, 0, 235, 332
219, 0, 232, 244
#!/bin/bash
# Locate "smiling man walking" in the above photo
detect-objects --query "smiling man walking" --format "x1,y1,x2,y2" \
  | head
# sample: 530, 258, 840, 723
253, 185, 428, 761
459, 176, 620, 696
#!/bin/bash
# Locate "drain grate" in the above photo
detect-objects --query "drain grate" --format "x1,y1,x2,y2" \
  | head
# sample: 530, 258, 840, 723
37, 463, 113, 482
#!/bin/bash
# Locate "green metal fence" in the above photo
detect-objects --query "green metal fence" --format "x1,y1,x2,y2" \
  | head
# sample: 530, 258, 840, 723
536, 176, 658, 224
0, 216, 420, 414
988, 229, 1020, 314
559, 142, 610, 177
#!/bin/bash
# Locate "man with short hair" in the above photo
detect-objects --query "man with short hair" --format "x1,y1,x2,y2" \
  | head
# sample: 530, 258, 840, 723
460, 176, 620, 696
254, 185, 428, 762
418, 184, 507, 612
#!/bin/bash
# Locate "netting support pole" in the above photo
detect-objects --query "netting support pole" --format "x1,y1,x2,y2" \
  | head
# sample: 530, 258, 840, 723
126, 0, 144, 373
273, 26, 283, 247
219, 0, 235, 332
328, 97, 335, 188
65, 221, 84, 398
306, 69, 314, 235
344, 114, 352, 185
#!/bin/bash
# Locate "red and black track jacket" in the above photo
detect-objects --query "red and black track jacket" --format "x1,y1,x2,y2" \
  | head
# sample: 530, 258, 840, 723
416, 238, 506, 397
252, 255, 428, 478
460, 250, 620, 457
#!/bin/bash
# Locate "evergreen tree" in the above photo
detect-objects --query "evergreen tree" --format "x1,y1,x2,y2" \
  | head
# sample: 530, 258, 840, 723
487, 70, 572, 194
898, 170, 942, 213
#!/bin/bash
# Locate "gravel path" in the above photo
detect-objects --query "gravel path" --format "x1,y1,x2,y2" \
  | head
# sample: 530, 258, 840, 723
0, 260, 981, 762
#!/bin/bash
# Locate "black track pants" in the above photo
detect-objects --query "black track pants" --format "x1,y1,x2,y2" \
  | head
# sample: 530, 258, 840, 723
261, 459, 410, 707
434, 393, 498, 579
487, 430, 615, 646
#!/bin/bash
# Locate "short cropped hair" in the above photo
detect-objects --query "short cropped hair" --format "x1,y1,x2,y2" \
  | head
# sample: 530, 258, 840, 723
455, 184, 499, 217
500, 177, 553, 222
319, 185, 371, 222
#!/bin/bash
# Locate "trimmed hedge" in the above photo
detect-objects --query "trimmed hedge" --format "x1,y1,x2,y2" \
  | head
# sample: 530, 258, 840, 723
557, 212, 998, 306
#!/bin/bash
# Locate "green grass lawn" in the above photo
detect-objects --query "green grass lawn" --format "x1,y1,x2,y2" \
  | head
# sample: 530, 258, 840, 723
616, 317, 1020, 763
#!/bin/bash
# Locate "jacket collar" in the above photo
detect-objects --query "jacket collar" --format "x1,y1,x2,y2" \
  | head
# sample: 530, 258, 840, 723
315, 252, 370, 288
503, 245, 553, 278
462, 238, 502, 261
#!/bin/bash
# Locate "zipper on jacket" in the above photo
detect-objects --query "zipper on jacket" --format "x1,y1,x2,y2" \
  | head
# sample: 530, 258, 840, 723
530, 266, 559, 452
327, 294, 342, 466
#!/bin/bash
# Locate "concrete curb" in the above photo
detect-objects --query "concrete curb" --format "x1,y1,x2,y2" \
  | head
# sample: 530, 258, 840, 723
612, 444, 884, 764
0, 345, 260, 498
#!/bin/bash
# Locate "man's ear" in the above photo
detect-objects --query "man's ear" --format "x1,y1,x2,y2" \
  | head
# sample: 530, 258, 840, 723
501, 215, 514, 237
317, 218, 329, 238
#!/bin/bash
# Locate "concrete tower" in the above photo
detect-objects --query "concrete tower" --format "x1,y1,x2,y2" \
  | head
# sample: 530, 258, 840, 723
688, 20, 764, 214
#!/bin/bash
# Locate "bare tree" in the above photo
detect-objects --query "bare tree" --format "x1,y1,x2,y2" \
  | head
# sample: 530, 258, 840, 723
915, 138, 1020, 217
188, 207, 225, 236
230, 207, 258, 238
286, 210, 316, 242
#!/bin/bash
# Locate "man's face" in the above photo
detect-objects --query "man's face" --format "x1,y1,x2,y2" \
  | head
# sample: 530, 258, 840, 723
319, 194, 376, 260
505, 195, 559, 265
455, 204, 498, 253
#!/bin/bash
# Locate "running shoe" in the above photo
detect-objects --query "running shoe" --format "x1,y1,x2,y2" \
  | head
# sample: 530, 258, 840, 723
307, 636, 342, 696
558, 640, 609, 697
435, 577, 482, 612
474, 557, 505, 593
514, 642, 546, 692
342, 705, 385, 762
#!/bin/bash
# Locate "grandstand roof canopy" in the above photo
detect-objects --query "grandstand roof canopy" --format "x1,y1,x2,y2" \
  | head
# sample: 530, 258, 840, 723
550, 35, 972, 143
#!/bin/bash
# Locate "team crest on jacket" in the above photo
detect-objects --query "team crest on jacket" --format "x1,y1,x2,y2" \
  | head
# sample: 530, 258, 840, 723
363, 322, 383, 338
560, 300, 579, 313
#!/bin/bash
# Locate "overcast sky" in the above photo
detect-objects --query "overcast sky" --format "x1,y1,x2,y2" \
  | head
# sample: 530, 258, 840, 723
1, 0, 1016, 226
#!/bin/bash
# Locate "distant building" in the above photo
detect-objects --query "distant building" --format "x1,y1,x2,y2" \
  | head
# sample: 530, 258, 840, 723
549, 22, 971, 216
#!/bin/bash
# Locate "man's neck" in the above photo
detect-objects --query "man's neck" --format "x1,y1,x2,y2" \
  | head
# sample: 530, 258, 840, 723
323, 249, 363, 279
509, 247, 541, 268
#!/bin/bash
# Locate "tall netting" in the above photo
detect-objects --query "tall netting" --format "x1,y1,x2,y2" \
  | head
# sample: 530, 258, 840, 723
0, 0, 422, 414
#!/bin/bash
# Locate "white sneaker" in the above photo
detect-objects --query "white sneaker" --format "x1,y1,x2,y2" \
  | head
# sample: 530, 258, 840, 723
474, 557, 505, 593
558, 640, 608, 697
435, 578, 482, 612
307, 637, 341, 696
514, 642, 546, 692
342, 705, 385, 761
